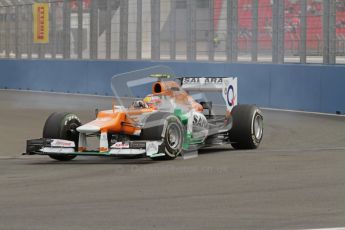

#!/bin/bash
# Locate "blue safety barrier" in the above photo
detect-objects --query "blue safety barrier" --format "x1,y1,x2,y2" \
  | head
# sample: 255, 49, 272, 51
0, 59, 344, 114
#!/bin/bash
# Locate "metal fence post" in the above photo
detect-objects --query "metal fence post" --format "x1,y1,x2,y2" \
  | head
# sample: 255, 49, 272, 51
278, 0, 284, 63
251, 0, 258, 62
300, 0, 307, 63
14, 5, 19, 58
27, 4, 32, 59
233, 0, 238, 62
119, 0, 128, 60
169, 0, 176, 60
329, 0, 336, 64
187, 0, 191, 60
90, 0, 98, 59
272, 0, 284, 63
323, 0, 329, 64
105, 0, 112, 59
226, 0, 231, 61
227, 0, 238, 62
5, 8, 10, 58
50, 3, 57, 59
151, 0, 160, 60
77, 0, 83, 59
186, 0, 196, 60
272, 0, 277, 63
63, 0, 71, 59
208, 0, 214, 61
136, 0, 142, 60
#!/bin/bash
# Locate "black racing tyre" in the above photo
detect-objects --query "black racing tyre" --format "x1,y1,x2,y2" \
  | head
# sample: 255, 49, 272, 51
161, 115, 184, 160
141, 113, 184, 160
43, 112, 81, 161
228, 105, 263, 149
140, 112, 171, 140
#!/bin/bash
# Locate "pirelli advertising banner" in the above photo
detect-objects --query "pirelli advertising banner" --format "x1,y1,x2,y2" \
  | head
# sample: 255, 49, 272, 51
33, 3, 49, 44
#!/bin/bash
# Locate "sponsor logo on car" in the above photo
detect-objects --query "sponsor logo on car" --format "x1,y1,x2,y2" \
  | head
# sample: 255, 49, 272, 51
226, 85, 236, 107
182, 77, 223, 85
192, 112, 208, 129
51, 139, 75, 147
130, 142, 146, 149
113, 142, 130, 149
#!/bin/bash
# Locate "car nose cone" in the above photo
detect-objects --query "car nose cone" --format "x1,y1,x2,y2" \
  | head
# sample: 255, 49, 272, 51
77, 124, 100, 133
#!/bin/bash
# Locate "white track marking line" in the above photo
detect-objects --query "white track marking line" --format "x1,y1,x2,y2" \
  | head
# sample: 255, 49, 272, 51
301, 228, 345, 230
213, 103, 345, 117
262, 107, 345, 117
264, 146, 345, 152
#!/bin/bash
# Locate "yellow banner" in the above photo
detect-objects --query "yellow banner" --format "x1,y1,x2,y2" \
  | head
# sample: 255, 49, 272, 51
33, 3, 49, 44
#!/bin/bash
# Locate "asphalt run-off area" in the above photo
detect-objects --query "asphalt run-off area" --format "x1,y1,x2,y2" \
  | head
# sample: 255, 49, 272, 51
1, 90, 345, 230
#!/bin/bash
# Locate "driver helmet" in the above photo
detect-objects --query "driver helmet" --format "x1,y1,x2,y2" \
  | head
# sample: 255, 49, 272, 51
143, 94, 162, 109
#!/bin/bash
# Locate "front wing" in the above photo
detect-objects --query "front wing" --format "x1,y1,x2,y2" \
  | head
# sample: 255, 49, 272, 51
25, 138, 165, 158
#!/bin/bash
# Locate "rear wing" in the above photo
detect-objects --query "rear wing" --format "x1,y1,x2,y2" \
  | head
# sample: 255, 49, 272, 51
178, 77, 237, 112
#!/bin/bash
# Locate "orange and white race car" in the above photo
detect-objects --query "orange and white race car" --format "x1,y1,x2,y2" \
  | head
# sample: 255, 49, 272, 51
25, 74, 263, 161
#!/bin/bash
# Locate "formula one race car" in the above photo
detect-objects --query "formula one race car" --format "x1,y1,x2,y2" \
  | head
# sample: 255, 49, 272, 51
25, 74, 263, 161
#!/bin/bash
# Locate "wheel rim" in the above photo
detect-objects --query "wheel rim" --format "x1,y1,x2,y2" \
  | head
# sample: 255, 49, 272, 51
253, 114, 263, 140
167, 124, 180, 149
62, 120, 81, 151
66, 123, 79, 141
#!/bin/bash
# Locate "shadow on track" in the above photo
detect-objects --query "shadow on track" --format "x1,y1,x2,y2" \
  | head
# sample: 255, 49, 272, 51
27, 156, 159, 165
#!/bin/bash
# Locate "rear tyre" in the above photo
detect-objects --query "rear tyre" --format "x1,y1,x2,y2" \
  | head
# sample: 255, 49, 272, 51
229, 105, 263, 149
43, 112, 81, 161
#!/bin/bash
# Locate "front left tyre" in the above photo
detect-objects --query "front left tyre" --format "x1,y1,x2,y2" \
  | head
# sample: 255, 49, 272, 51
140, 113, 184, 160
43, 112, 81, 161
161, 115, 184, 160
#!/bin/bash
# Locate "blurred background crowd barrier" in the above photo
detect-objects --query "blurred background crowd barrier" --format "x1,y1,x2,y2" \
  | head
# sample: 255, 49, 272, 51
0, 0, 344, 64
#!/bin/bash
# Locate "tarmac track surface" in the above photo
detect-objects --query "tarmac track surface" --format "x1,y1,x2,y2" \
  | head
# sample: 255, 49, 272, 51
0, 90, 345, 230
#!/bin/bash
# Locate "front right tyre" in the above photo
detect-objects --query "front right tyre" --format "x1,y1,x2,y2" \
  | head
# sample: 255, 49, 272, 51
43, 112, 81, 161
